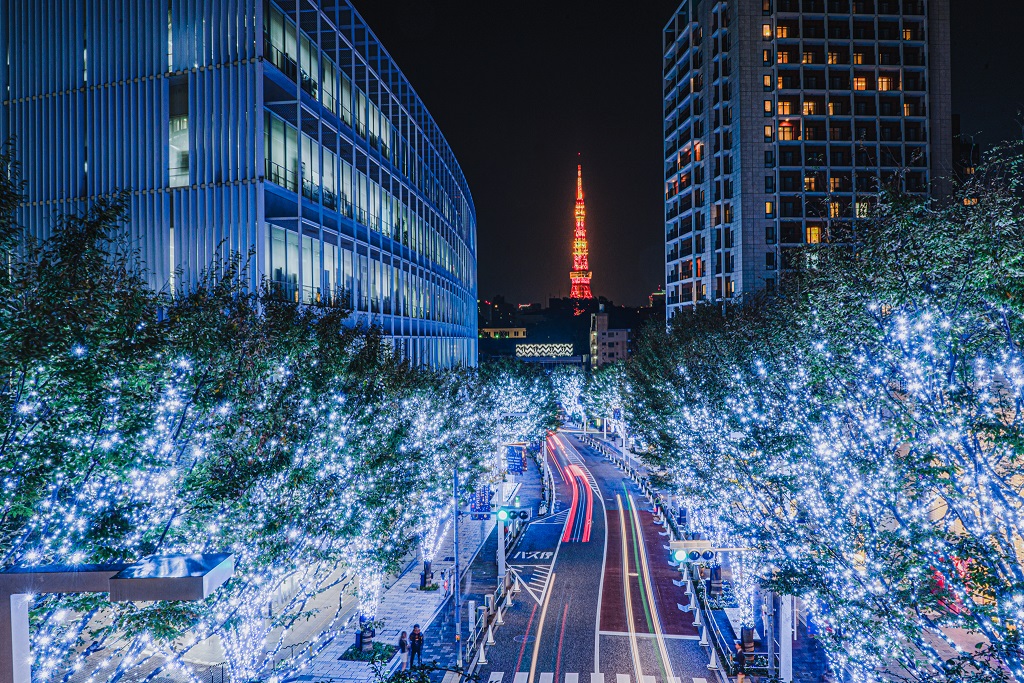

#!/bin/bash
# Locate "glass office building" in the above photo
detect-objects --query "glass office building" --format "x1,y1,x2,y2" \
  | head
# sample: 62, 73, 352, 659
1, 0, 478, 367
663, 0, 951, 317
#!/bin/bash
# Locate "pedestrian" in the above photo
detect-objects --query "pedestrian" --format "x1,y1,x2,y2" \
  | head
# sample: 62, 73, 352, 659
733, 642, 747, 683
443, 573, 450, 595
409, 623, 424, 668
398, 631, 409, 671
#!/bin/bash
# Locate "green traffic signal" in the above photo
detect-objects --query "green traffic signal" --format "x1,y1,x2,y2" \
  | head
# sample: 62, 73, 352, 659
497, 508, 509, 521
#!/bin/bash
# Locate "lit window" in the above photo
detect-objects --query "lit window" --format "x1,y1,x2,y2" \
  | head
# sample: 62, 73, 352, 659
804, 176, 818, 191
778, 101, 792, 115
763, 23, 773, 39
827, 51, 839, 64
854, 77, 867, 90
802, 51, 814, 64
764, 75, 774, 90
830, 177, 841, 191
828, 101, 837, 115
878, 76, 894, 91
806, 225, 822, 243
829, 201, 841, 218
856, 201, 870, 217
763, 49, 773, 65
765, 201, 775, 217
853, 52, 864, 65
764, 100, 773, 114
778, 124, 796, 140
803, 101, 818, 115
778, 51, 789, 64
903, 27, 913, 40
963, 197, 978, 205
776, 25, 789, 38
965, 166, 976, 175
764, 125, 774, 141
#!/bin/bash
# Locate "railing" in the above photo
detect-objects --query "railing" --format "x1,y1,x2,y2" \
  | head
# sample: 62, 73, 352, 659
265, 159, 298, 192
263, 37, 298, 82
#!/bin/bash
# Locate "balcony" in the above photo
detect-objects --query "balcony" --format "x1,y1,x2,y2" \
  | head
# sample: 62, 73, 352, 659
265, 159, 297, 192
263, 37, 298, 83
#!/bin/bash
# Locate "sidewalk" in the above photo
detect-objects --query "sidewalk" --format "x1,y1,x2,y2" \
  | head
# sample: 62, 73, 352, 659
419, 453, 547, 676
297, 513, 495, 682
298, 453, 545, 682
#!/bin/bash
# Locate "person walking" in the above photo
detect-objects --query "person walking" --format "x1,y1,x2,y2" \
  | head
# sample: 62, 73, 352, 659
409, 624, 424, 668
733, 642, 747, 683
398, 631, 409, 671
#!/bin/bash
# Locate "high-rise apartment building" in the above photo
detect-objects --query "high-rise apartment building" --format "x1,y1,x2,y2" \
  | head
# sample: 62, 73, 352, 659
1, 0, 477, 367
663, 0, 951, 316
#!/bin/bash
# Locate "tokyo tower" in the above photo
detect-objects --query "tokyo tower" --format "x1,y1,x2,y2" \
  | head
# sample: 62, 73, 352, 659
569, 163, 593, 300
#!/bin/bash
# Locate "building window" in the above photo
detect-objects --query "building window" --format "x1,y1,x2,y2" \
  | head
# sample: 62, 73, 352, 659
168, 81, 189, 187
270, 224, 300, 301
765, 99, 774, 115
827, 51, 839, 64
766, 252, 777, 269
853, 77, 867, 90
776, 25, 789, 38
763, 0, 773, 13
766, 224, 777, 243
765, 150, 776, 167
802, 51, 814, 64
764, 125, 774, 141
878, 76, 894, 91
763, 49, 773, 65
903, 27, 913, 40
830, 177, 841, 191
264, 110, 300, 192
765, 175, 775, 192
765, 201, 775, 217
778, 124, 796, 140
778, 101, 792, 115
778, 51, 789, 63
764, 74, 774, 90
853, 52, 864, 65
803, 101, 818, 115
806, 225, 822, 243
829, 201, 841, 218
856, 200, 870, 217
804, 176, 818, 191
763, 23, 773, 39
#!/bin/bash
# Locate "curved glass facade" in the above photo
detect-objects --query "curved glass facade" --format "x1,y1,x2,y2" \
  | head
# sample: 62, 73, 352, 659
1, 0, 478, 367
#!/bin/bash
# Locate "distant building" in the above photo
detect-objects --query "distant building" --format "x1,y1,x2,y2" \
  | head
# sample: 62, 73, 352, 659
663, 0, 952, 317
480, 328, 527, 339
590, 308, 630, 369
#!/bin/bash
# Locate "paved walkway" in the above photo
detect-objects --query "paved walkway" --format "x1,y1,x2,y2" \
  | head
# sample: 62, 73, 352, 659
297, 509, 496, 681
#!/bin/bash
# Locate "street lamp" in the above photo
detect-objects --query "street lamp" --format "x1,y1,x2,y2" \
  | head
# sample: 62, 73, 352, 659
0, 553, 235, 683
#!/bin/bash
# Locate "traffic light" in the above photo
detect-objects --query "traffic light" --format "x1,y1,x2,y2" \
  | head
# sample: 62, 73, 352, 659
670, 540, 714, 564
497, 506, 532, 522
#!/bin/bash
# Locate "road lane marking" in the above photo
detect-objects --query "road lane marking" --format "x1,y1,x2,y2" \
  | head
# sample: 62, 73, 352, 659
528, 571, 556, 683
555, 602, 570, 683
515, 674, 529, 683
598, 630, 700, 641
566, 674, 579, 683
616, 675, 631, 683
618, 495, 644, 682
628, 495, 678, 683
540, 674, 554, 683
670, 677, 682, 683
641, 677, 656, 683
693, 678, 708, 683
488, 674, 504, 683
590, 675, 605, 683
514, 601, 539, 672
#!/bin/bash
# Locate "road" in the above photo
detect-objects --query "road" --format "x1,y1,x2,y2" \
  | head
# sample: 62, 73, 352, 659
475, 429, 713, 683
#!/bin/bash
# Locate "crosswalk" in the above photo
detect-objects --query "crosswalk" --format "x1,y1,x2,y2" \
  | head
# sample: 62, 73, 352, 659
486, 673, 708, 683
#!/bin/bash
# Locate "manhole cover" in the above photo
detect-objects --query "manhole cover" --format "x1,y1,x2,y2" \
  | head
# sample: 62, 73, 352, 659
513, 635, 536, 643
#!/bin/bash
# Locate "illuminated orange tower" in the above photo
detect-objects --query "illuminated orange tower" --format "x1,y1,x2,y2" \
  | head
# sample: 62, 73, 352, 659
569, 163, 593, 300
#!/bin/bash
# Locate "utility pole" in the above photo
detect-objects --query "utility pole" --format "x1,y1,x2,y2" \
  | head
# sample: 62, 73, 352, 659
453, 469, 463, 669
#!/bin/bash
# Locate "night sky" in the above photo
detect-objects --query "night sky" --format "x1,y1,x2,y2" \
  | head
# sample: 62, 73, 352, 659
355, 0, 1024, 307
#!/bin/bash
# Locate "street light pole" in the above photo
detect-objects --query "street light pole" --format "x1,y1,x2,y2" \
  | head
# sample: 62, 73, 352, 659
453, 469, 463, 669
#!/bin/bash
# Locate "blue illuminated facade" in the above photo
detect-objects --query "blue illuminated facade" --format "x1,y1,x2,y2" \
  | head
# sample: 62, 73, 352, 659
1, 0, 477, 367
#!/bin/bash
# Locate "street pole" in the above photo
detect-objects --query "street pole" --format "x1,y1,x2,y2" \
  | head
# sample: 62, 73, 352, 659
453, 469, 463, 669
497, 515, 506, 590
